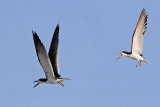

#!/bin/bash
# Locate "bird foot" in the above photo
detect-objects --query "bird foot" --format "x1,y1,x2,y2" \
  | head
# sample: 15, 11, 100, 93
61, 83, 64, 87
136, 61, 141, 67
58, 82, 64, 87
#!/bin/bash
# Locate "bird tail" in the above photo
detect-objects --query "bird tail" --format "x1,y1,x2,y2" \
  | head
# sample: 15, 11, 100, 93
59, 78, 72, 81
143, 59, 151, 64
63, 78, 72, 80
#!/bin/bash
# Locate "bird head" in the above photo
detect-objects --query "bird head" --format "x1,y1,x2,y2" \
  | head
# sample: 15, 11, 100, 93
33, 80, 40, 88
116, 52, 124, 60
33, 78, 47, 88
116, 51, 130, 60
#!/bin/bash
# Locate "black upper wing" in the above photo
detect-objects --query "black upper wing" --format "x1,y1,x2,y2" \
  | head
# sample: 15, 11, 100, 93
32, 31, 55, 80
48, 24, 61, 78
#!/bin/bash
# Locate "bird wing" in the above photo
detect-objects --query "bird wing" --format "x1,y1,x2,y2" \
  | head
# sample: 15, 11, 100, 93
131, 8, 148, 56
48, 24, 61, 78
33, 31, 55, 80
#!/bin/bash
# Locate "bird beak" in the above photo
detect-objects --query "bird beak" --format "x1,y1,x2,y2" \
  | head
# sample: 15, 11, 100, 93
116, 52, 123, 60
33, 80, 38, 83
33, 83, 39, 88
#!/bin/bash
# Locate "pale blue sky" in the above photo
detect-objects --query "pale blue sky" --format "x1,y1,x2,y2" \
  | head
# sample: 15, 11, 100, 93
0, 0, 160, 107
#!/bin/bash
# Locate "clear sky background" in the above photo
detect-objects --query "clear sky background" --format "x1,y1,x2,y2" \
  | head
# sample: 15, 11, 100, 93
0, 0, 160, 107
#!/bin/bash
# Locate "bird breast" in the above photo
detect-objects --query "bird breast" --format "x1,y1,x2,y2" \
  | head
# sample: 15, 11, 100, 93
129, 53, 143, 61
46, 79, 57, 84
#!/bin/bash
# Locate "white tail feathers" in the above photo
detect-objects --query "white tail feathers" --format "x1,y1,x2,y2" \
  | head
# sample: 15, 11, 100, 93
63, 78, 72, 80
143, 59, 151, 64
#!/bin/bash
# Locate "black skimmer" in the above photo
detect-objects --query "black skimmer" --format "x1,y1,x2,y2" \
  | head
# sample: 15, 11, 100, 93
32, 24, 71, 88
116, 8, 151, 67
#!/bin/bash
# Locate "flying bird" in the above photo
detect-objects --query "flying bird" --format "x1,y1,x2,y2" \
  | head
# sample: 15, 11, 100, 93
116, 8, 151, 67
32, 24, 71, 88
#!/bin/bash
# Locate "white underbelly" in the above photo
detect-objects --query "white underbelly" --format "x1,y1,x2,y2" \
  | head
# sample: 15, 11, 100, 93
128, 54, 143, 61
47, 79, 57, 84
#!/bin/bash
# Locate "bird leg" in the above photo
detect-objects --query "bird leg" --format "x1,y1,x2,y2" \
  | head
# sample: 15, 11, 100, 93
60, 83, 64, 87
139, 61, 141, 67
58, 82, 64, 87
136, 62, 139, 67
136, 61, 141, 67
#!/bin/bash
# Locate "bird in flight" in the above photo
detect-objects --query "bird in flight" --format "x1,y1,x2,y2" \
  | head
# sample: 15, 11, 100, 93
116, 8, 151, 67
32, 24, 71, 88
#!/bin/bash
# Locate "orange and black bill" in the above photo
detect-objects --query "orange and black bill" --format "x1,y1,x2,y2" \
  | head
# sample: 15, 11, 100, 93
116, 52, 123, 60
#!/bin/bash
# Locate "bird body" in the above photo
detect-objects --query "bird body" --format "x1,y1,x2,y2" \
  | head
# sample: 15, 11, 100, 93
32, 24, 71, 88
123, 53, 143, 60
116, 8, 151, 67
120, 52, 150, 63
35, 78, 71, 84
